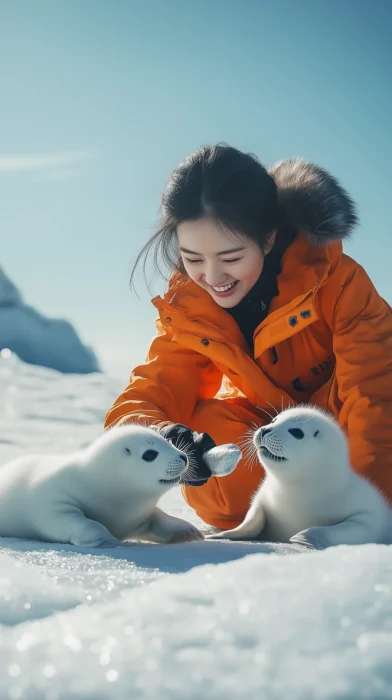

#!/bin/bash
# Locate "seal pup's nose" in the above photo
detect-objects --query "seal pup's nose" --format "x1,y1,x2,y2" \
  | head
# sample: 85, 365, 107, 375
179, 453, 188, 466
254, 426, 271, 448
260, 427, 272, 439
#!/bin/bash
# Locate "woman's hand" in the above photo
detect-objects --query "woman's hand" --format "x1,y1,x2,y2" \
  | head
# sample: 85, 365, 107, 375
159, 423, 216, 486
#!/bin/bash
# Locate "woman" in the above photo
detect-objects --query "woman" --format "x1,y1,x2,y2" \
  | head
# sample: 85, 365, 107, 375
104, 144, 392, 531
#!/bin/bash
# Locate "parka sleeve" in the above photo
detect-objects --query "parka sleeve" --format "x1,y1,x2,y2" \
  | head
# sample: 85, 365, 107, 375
332, 263, 392, 501
104, 318, 223, 430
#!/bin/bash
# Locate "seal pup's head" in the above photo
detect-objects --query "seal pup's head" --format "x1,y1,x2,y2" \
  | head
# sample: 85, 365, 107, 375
253, 406, 349, 482
82, 424, 189, 495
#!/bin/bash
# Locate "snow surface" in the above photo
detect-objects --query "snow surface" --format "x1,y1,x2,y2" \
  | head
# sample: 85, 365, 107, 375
0, 266, 100, 374
1, 352, 392, 699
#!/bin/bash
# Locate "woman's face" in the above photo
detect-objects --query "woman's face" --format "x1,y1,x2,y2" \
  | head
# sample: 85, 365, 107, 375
177, 217, 276, 308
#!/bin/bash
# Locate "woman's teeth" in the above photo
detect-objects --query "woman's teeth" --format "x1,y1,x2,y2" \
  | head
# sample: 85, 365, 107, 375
212, 281, 237, 292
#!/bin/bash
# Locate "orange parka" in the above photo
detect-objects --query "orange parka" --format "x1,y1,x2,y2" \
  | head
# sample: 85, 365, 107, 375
105, 159, 392, 529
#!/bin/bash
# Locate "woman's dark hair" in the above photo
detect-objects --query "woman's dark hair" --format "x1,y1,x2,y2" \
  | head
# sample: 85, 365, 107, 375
130, 143, 284, 290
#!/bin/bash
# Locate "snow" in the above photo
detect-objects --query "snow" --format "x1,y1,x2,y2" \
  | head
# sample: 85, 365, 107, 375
0, 266, 100, 374
1, 352, 392, 699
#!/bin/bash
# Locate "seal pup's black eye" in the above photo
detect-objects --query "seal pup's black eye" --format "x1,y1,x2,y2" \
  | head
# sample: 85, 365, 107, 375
288, 428, 304, 440
124, 447, 131, 455
142, 449, 159, 462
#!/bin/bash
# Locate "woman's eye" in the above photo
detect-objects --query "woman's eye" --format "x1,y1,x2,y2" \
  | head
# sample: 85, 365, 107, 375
184, 257, 242, 265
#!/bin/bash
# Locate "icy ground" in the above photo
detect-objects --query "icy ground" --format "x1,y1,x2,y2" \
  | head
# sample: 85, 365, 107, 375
0, 353, 391, 699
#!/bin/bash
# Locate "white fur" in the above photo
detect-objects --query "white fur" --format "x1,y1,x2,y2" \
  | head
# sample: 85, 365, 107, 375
209, 406, 392, 549
0, 425, 204, 547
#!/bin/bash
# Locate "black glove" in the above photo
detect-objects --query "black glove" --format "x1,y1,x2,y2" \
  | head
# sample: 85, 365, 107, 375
159, 423, 216, 487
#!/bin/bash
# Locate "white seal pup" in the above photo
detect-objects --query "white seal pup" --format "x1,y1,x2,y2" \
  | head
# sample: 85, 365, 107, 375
0, 424, 240, 548
209, 406, 392, 549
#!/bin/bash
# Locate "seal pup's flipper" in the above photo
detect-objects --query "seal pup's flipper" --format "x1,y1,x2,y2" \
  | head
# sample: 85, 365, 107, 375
66, 514, 122, 548
290, 519, 377, 550
203, 444, 242, 477
137, 507, 204, 544
206, 501, 266, 541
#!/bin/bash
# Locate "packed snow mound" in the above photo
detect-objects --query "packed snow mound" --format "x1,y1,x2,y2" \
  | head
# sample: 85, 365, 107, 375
0, 545, 391, 699
0, 266, 100, 374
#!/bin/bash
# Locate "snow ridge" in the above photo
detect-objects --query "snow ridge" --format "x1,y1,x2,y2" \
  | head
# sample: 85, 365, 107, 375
0, 266, 100, 374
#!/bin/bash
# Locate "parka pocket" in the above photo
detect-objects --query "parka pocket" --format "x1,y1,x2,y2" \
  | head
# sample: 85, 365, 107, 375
310, 367, 341, 418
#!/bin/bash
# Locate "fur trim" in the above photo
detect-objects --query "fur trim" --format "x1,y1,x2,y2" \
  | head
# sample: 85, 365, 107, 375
269, 158, 359, 246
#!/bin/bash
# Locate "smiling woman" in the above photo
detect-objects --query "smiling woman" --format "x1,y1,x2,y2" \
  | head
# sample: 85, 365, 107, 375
177, 218, 275, 308
105, 143, 392, 533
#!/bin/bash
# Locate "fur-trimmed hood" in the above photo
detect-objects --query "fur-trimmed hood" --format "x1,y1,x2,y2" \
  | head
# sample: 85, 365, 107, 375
269, 158, 358, 246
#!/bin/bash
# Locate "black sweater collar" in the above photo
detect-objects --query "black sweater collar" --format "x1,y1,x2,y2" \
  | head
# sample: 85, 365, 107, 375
226, 233, 296, 349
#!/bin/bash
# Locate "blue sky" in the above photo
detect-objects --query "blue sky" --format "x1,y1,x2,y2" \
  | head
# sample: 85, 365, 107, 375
1, 0, 391, 381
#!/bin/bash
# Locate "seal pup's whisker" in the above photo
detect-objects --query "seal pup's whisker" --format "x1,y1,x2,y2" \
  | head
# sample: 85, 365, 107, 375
237, 432, 256, 451
109, 414, 163, 433
149, 419, 163, 430
173, 437, 213, 483
255, 406, 274, 422
237, 432, 255, 445
237, 442, 255, 462
238, 431, 256, 448
238, 448, 255, 465
237, 431, 259, 473
265, 400, 279, 417
241, 446, 258, 473
181, 465, 199, 481
174, 437, 191, 457
174, 438, 199, 477
244, 454, 259, 473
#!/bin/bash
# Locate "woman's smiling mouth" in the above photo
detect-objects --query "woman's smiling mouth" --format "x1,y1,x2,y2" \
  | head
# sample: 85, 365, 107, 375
210, 280, 239, 296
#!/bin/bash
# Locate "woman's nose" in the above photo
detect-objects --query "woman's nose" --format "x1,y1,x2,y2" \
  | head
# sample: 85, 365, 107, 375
204, 261, 225, 286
